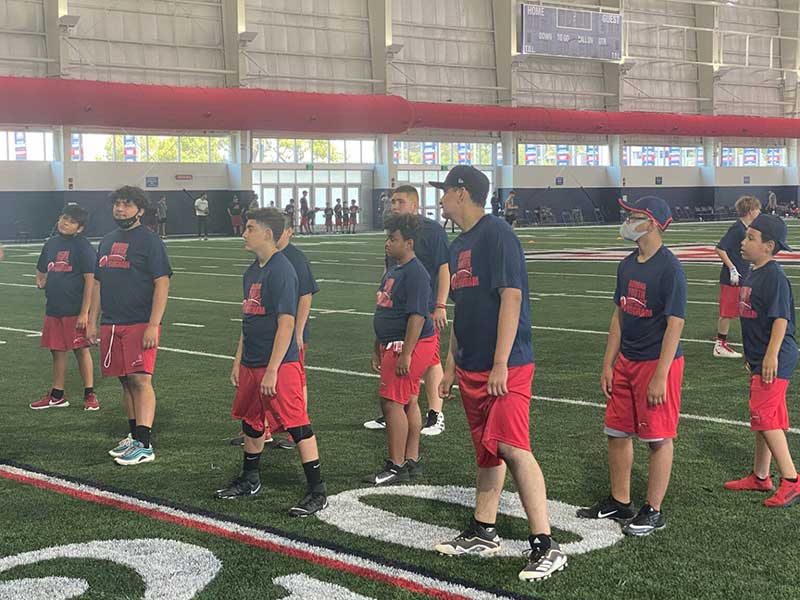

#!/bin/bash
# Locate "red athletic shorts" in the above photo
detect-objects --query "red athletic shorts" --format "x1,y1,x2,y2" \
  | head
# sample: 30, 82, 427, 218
605, 354, 684, 441
430, 317, 442, 367
749, 375, 790, 431
379, 336, 437, 404
335, 217, 342, 226
231, 362, 308, 433
299, 344, 307, 387
719, 284, 740, 318
40, 315, 90, 351
457, 363, 535, 468
100, 323, 159, 377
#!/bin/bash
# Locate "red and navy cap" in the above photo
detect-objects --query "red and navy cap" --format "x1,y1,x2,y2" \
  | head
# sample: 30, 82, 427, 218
618, 195, 673, 231
750, 213, 792, 252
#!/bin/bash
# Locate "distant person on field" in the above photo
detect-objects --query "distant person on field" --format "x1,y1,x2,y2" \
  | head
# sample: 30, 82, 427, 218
229, 197, 243, 237
334, 199, 344, 233
300, 197, 310, 235
88, 186, 172, 466
215, 208, 328, 518
324, 201, 334, 233
195, 193, 210, 240
714, 196, 760, 359
31, 204, 99, 412
367, 213, 435, 485
504, 190, 518, 228
285, 198, 296, 230
578, 196, 686, 537
490, 190, 500, 217
767, 190, 777, 215
156, 196, 168, 239
348, 199, 359, 234
308, 206, 318, 235
723, 214, 800, 507
433, 166, 566, 581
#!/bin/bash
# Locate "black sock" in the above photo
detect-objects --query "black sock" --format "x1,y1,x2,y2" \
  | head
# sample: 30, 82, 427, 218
134, 425, 151, 449
128, 419, 137, 438
302, 459, 323, 490
50, 388, 64, 400
473, 518, 496, 532
717, 333, 728, 342
243, 452, 261, 480
84, 387, 94, 398
611, 495, 632, 506
529, 533, 552, 552
785, 477, 798, 483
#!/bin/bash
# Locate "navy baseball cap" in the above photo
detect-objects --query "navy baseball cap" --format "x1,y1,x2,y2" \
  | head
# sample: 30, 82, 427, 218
618, 195, 673, 231
750, 213, 792, 252
429, 166, 490, 206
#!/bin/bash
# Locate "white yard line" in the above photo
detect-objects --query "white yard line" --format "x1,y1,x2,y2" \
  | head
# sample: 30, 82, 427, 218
172, 323, 205, 328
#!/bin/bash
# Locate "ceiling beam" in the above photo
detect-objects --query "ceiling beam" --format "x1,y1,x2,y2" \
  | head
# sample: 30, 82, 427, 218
694, 3, 719, 114
493, 0, 515, 106
367, 0, 390, 95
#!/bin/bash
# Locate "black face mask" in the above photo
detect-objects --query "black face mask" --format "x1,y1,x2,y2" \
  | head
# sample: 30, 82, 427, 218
115, 216, 139, 229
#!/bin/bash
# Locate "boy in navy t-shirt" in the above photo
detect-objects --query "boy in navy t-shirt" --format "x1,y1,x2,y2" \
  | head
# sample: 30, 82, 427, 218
713, 195, 761, 358
364, 185, 451, 436
31, 204, 99, 412
324, 202, 334, 233
432, 166, 566, 582
368, 213, 437, 485
89, 186, 172, 466
578, 196, 687, 537
216, 208, 327, 517
724, 214, 800, 507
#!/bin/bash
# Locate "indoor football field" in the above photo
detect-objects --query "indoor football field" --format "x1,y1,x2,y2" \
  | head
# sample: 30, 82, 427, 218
1, 222, 798, 600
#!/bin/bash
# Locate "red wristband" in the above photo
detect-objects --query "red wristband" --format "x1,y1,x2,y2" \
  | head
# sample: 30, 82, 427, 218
436, 304, 446, 309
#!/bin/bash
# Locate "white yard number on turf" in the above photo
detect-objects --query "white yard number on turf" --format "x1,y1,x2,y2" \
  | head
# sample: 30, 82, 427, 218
0, 539, 220, 600
317, 485, 624, 556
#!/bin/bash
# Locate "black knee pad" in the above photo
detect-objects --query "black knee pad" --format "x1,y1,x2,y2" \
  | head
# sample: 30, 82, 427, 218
242, 421, 265, 439
287, 424, 313, 443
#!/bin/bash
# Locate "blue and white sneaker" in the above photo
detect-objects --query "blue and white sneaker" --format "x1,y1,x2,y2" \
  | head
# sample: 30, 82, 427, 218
114, 440, 155, 465
108, 434, 135, 457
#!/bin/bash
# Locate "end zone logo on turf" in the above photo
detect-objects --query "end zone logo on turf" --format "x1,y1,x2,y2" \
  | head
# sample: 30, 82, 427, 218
526, 244, 800, 264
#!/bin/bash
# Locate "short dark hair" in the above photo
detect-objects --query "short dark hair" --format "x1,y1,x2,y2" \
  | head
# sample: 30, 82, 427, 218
392, 185, 419, 203
62, 204, 88, 227
109, 186, 150, 210
384, 213, 420, 243
757, 228, 781, 256
248, 208, 285, 241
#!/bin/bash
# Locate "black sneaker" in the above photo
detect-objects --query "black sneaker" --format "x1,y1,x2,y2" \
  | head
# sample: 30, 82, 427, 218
405, 458, 423, 479
215, 476, 261, 499
363, 415, 386, 430
518, 541, 568, 581
576, 496, 635, 522
435, 523, 501, 556
226, 435, 245, 447
364, 460, 410, 486
622, 504, 666, 536
266, 437, 296, 450
288, 492, 328, 517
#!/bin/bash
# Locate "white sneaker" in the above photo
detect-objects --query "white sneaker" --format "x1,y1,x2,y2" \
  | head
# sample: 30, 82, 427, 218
363, 416, 386, 430
713, 340, 742, 358
421, 411, 445, 436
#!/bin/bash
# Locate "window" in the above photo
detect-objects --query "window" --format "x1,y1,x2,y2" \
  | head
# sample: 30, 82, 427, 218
330, 140, 346, 164
623, 145, 704, 167
392, 141, 496, 165
278, 139, 296, 163
720, 147, 786, 167
180, 136, 210, 162
345, 140, 361, 163
146, 136, 178, 162
1, 131, 54, 161
252, 138, 376, 164
518, 143, 611, 166
297, 139, 312, 164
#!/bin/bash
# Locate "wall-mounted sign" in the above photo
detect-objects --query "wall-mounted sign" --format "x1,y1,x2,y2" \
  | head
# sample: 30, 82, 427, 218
743, 175, 751, 184
175, 174, 193, 181
655, 176, 663, 185
145, 176, 159, 188
555, 176, 564, 186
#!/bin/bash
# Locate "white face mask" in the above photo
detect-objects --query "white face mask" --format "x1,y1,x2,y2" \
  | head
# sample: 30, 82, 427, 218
619, 219, 649, 242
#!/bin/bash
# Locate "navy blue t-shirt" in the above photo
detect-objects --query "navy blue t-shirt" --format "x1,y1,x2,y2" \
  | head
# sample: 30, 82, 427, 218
739, 261, 798, 380
36, 235, 97, 318
373, 257, 435, 344
448, 215, 533, 372
241, 252, 300, 368
386, 216, 449, 313
716, 220, 749, 285
614, 246, 687, 361
95, 226, 172, 325
281, 243, 319, 343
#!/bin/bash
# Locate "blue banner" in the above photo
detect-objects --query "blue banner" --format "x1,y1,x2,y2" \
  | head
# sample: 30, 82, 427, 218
457, 143, 471, 165
123, 135, 137, 162
585, 145, 600, 166
14, 132, 26, 160
668, 147, 682, 166
556, 144, 570, 166
71, 133, 82, 161
641, 146, 656, 166
524, 144, 538, 165
743, 148, 758, 166
423, 142, 437, 165
721, 147, 734, 167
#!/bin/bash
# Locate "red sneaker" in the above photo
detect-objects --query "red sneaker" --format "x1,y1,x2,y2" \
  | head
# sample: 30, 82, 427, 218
83, 393, 100, 411
764, 478, 800, 507
30, 394, 69, 410
724, 473, 773, 491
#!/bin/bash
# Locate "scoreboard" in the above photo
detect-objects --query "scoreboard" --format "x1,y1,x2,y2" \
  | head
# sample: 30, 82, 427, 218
518, 4, 622, 61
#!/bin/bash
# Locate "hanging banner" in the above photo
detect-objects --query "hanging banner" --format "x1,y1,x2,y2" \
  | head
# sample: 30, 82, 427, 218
123, 135, 137, 162
668, 147, 682, 166
495, 143, 503, 165
641, 146, 656, 166
457, 143, 471, 164
71, 133, 82, 161
14, 132, 26, 160
742, 147, 758, 166
392, 141, 401, 164
556, 144, 570, 166
524, 144, 538, 165
585, 145, 600, 166
766, 148, 782, 166
422, 142, 437, 165
721, 147, 734, 167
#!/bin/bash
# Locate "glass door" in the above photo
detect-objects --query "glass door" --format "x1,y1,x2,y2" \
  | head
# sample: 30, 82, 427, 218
260, 186, 276, 209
